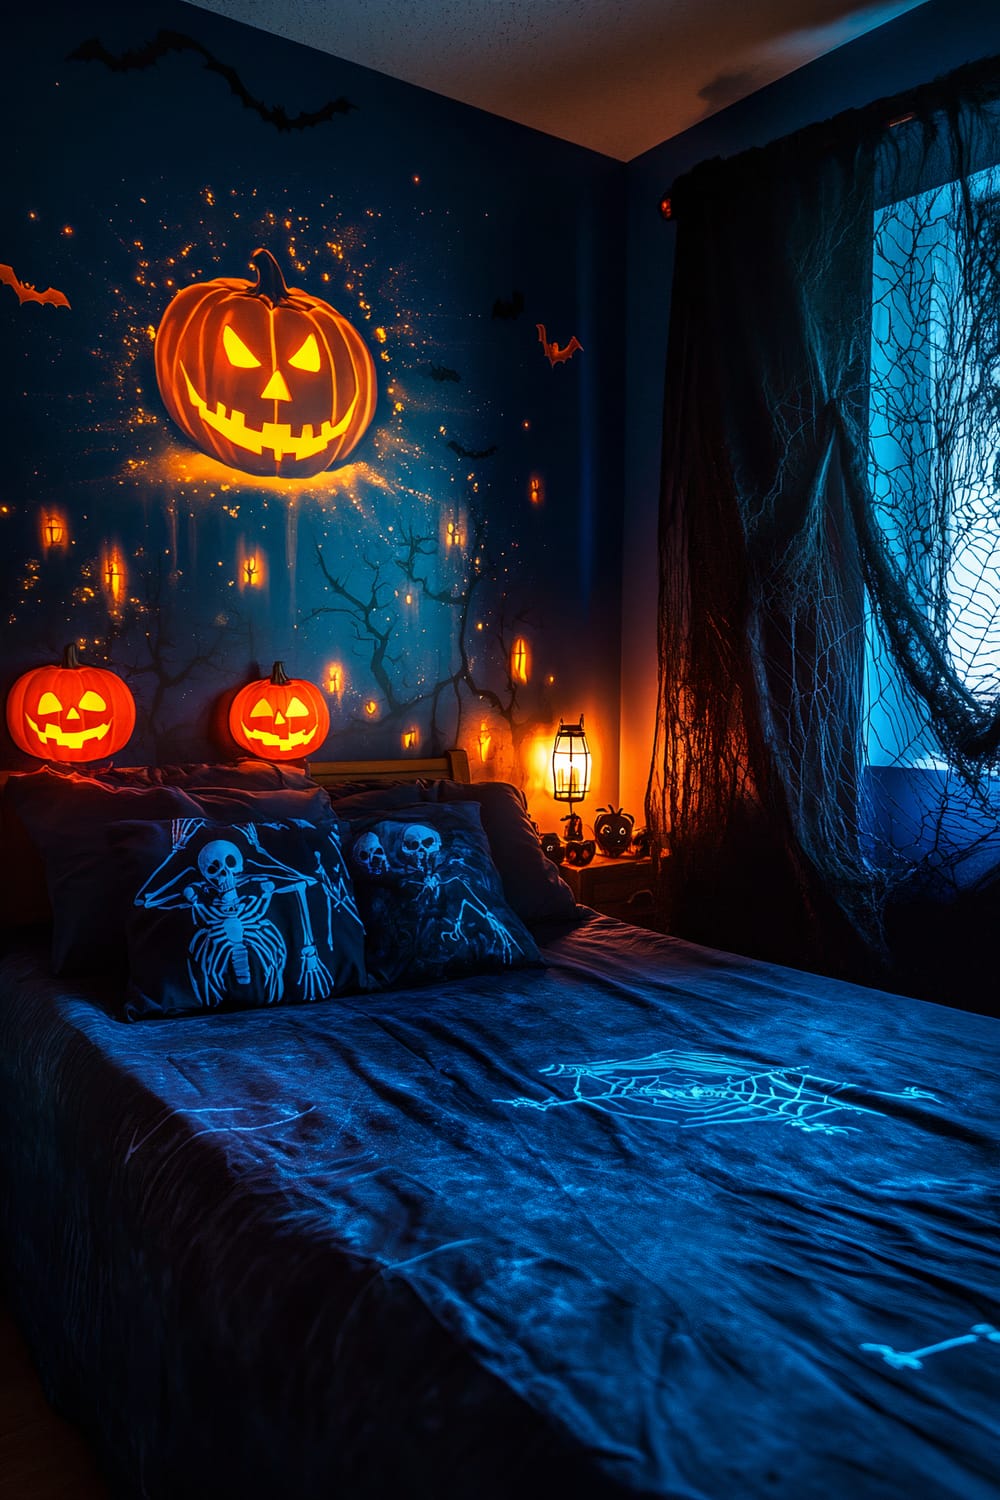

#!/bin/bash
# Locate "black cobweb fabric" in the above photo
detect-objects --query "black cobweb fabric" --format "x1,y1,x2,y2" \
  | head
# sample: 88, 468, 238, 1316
646, 55, 1000, 997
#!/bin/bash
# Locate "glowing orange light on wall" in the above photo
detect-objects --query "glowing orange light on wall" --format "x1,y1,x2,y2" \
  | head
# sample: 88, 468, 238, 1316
325, 662, 345, 696
5, 643, 136, 764
477, 719, 492, 764
511, 637, 529, 685
102, 546, 126, 611
364, 699, 378, 717
528, 476, 543, 505
228, 661, 330, 762
445, 517, 465, 548
402, 728, 419, 750
237, 542, 266, 591
154, 248, 377, 479
41, 511, 68, 550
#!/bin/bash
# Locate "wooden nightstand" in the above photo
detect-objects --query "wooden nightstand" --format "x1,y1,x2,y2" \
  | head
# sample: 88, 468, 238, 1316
558, 854, 660, 928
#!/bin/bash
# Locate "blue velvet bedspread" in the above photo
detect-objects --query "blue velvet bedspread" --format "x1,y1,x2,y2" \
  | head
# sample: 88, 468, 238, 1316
1, 917, 997, 1498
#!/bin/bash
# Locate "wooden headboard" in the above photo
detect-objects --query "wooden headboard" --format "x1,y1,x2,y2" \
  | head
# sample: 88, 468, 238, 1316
305, 748, 471, 790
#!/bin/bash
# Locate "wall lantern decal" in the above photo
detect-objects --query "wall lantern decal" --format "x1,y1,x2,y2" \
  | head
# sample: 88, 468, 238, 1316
477, 719, 492, 764
325, 662, 345, 696
528, 476, 543, 506
228, 661, 330, 761
364, 699, 378, 717
242, 555, 261, 587
511, 637, 529, 685
5, 644, 136, 763
402, 727, 419, 751
41, 511, 68, 550
154, 247, 377, 479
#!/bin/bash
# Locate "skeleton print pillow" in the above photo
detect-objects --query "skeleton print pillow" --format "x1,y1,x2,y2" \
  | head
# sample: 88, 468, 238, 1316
344, 803, 541, 989
111, 817, 367, 1019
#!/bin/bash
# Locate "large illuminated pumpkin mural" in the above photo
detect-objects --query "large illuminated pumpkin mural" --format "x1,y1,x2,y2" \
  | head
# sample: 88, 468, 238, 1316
5, 645, 136, 762
154, 248, 377, 478
228, 661, 330, 761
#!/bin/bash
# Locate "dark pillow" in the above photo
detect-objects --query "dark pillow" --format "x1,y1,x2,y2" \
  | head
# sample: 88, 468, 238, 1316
326, 782, 432, 813
343, 802, 541, 988
73, 760, 316, 791
187, 784, 332, 824
4, 769, 206, 974
113, 817, 366, 1020
153, 760, 317, 791
0, 783, 53, 928
427, 780, 577, 926
333, 778, 576, 927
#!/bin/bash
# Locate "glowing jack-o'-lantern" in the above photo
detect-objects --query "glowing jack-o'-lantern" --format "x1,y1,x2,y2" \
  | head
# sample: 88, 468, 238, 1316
228, 661, 330, 761
5, 644, 136, 762
154, 248, 377, 478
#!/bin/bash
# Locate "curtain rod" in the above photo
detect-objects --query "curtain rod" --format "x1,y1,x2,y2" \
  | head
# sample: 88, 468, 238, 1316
657, 110, 918, 221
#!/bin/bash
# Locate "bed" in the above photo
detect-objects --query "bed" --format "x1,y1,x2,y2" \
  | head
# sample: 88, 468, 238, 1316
0, 753, 997, 1499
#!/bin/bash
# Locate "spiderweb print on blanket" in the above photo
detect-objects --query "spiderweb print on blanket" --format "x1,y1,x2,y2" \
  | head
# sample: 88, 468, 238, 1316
498, 1050, 937, 1136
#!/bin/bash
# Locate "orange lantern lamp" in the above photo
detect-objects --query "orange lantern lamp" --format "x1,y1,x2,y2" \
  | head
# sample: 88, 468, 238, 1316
5, 644, 136, 763
228, 661, 330, 761
155, 248, 376, 478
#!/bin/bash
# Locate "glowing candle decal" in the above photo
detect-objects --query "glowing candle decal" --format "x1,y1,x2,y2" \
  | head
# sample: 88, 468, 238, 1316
511, 637, 529, 685
326, 662, 345, 696
238, 544, 266, 591
529, 476, 543, 505
102, 546, 126, 611
478, 720, 492, 764
402, 728, 418, 750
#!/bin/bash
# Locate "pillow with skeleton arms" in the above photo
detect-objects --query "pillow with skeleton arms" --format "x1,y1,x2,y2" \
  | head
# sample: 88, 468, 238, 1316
109, 817, 367, 1020
4, 769, 334, 974
343, 802, 541, 989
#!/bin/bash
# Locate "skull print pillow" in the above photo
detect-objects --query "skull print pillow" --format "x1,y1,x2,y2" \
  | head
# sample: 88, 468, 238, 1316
344, 803, 541, 989
110, 816, 367, 1019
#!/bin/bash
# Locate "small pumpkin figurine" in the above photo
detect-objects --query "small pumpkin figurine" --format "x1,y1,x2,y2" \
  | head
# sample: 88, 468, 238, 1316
5, 644, 136, 763
538, 831, 565, 866
593, 805, 635, 858
228, 662, 330, 762
155, 248, 376, 478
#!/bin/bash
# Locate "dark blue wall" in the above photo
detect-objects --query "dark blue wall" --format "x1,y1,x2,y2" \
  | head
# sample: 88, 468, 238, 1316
620, 0, 1000, 813
2, 0, 624, 808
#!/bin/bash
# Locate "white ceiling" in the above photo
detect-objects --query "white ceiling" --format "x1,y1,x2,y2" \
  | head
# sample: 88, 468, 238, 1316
186, 0, 928, 161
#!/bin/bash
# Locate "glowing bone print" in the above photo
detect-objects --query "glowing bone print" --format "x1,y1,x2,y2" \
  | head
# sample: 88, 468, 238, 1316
499, 1049, 937, 1135
862, 1324, 1000, 1371
134, 819, 336, 1007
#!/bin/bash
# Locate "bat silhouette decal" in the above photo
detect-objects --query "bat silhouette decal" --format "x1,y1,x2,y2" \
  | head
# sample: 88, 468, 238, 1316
70, 30, 356, 133
537, 324, 582, 367
446, 439, 498, 460
492, 290, 524, 320
0, 263, 70, 309
417, 363, 461, 384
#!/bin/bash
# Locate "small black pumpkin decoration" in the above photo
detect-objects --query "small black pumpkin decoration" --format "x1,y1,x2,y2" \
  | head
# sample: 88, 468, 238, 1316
539, 831, 565, 865
594, 805, 635, 858
563, 838, 596, 867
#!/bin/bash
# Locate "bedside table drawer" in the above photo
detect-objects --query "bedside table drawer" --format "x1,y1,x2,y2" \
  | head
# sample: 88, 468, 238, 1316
559, 856, 657, 922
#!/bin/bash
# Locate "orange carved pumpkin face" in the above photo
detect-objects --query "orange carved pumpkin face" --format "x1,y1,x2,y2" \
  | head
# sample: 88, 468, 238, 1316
5, 647, 136, 763
155, 249, 377, 478
228, 663, 330, 762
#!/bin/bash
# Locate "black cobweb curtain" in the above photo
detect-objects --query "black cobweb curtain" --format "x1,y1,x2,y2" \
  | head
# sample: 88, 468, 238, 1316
646, 56, 1000, 998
